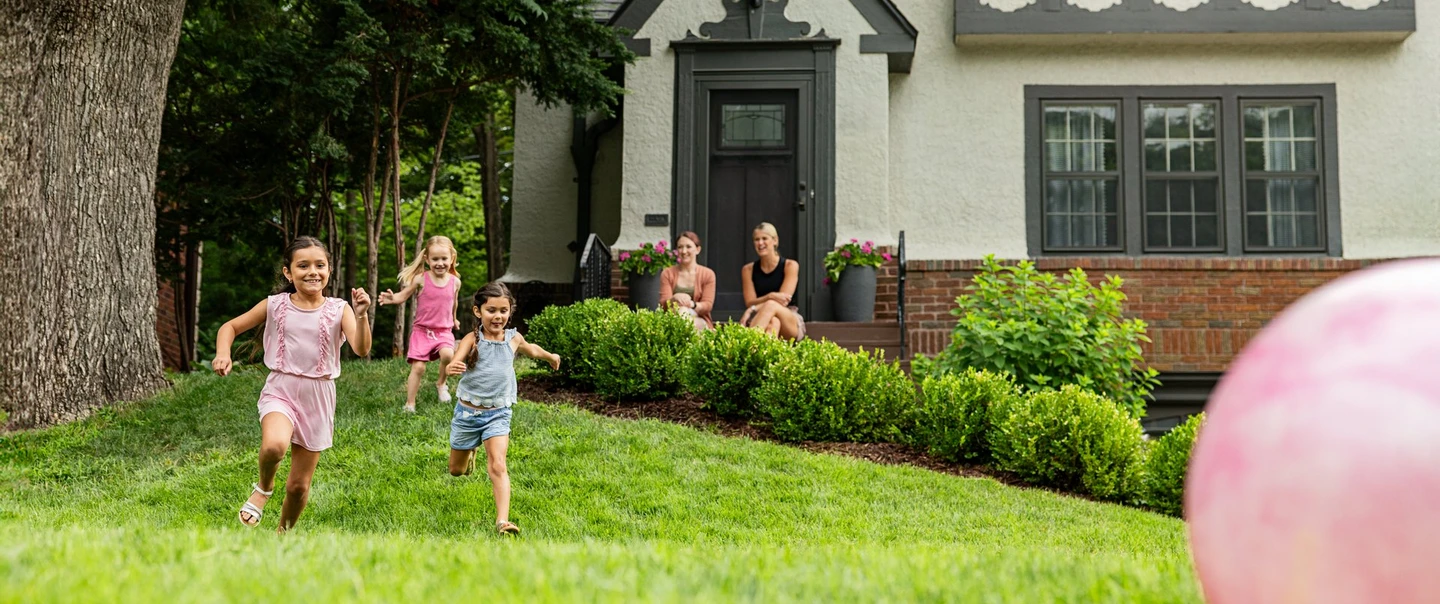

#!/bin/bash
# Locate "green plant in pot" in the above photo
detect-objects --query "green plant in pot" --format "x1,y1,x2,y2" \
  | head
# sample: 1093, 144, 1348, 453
618, 239, 676, 310
823, 239, 890, 322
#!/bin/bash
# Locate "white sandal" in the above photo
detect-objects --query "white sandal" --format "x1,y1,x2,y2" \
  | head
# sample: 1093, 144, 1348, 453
238, 483, 273, 527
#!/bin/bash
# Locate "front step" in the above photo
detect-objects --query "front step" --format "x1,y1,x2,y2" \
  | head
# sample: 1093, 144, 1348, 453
805, 321, 905, 360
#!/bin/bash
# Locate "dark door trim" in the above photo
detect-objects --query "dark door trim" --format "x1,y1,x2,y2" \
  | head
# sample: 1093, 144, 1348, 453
672, 39, 837, 319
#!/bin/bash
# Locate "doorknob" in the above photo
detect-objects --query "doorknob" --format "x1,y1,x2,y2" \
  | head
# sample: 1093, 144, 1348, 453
798, 182, 812, 211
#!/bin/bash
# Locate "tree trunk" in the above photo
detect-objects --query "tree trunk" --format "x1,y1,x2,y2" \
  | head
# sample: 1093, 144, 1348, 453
345, 191, 358, 296
413, 97, 455, 256
389, 72, 407, 358
362, 87, 386, 332
0, 0, 185, 429
478, 114, 504, 282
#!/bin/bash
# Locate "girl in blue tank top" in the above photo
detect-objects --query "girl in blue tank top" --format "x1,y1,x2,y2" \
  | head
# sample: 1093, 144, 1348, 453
444, 282, 561, 535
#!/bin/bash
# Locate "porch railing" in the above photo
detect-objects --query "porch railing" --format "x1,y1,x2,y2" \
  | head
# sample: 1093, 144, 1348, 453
897, 230, 907, 359
575, 233, 611, 302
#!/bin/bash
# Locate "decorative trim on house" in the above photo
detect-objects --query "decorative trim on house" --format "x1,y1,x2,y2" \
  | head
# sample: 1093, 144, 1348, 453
955, 0, 1415, 40
609, 0, 917, 72
1024, 84, 1342, 258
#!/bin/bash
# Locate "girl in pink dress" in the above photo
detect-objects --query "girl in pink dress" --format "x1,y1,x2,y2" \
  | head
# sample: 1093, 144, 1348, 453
379, 235, 462, 412
212, 236, 372, 533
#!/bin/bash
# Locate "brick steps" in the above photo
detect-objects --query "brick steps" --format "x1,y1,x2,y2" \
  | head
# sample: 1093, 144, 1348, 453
804, 321, 907, 364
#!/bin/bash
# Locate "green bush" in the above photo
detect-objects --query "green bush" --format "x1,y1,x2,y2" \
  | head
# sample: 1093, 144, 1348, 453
681, 324, 789, 417
914, 368, 1020, 463
1142, 413, 1205, 516
525, 298, 630, 387
991, 385, 1144, 501
929, 255, 1159, 418
753, 340, 916, 443
590, 309, 697, 400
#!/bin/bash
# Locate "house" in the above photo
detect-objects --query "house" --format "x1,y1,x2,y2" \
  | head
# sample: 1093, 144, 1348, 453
502, 0, 1433, 431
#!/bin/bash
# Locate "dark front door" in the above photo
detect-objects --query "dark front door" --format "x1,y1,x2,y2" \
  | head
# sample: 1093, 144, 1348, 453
706, 89, 800, 320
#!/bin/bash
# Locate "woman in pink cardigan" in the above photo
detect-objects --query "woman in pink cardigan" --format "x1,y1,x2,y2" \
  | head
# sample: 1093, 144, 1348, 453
659, 231, 716, 332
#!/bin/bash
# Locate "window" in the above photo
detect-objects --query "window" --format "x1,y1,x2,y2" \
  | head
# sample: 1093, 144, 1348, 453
720, 104, 786, 149
1027, 86, 1339, 257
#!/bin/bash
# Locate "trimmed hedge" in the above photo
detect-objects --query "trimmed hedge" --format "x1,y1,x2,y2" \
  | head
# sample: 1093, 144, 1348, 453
914, 368, 1020, 463
754, 340, 916, 443
1142, 412, 1204, 516
681, 324, 789, 417
525, 298, 630, 388
591, 309, 697, 400
991, 385, 1144, 501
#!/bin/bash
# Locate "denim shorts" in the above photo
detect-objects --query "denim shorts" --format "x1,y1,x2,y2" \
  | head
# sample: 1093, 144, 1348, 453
450, 403, 513, 450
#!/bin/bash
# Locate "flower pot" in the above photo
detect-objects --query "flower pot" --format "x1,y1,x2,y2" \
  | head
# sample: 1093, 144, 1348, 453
627, 272, 661, 310
832, 265, 877, 322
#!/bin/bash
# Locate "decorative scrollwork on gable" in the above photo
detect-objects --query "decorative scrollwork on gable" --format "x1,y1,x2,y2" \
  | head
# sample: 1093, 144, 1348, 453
698, 0, 814, 40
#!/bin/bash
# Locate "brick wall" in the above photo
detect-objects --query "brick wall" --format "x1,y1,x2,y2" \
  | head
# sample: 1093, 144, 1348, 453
155, 279, 186, 370
902, 257, 1383, 372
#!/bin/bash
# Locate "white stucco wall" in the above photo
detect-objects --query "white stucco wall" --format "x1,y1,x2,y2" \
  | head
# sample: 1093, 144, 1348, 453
616, 0, 893, 251
503, 91, 576, 283
890, 0, 1440, 260
592, 122, 624, 246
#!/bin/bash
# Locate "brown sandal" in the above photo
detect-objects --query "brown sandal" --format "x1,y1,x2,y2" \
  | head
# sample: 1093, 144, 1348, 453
496, 520, 520, 535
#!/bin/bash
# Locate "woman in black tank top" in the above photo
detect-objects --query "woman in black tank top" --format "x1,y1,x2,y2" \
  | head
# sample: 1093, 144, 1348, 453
740, 223, 806, 340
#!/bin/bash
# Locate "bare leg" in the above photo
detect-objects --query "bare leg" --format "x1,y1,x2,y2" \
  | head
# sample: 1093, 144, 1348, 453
277, 446, 322, 533
241, 413, 293, 525
749, 300, 781, 334
767, 318, 781, 336
691, 316, 709, 332
484, 435, 512, 524
404, 360, 426, 411
448, 448, 477, 477
772, 306, 803, 341
434, 347, 452, 394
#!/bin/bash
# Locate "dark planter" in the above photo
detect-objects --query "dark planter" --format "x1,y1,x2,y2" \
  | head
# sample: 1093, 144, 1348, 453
832, 265, 877, 322
627, 271, 661, 310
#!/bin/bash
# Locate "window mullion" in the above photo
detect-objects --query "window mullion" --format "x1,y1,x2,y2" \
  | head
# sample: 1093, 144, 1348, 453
1122, 96, 1143, 255
1220, 93, 1245, 256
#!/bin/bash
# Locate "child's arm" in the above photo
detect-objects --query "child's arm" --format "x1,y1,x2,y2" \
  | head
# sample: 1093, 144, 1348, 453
342, 288, 373, 357
511, 332, 561, 371
446, 333, 477, 376
212, 299, 269, 376
378, 277, 420, 306
451, 277, 462, 328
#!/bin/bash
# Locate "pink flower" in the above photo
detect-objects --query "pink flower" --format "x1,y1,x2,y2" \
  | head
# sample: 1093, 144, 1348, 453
861, 242, 873, 254
642, 255, 652, 263
656, 239, 667, 253
824, 277, 832, 285
850, 238, 859, 243
841, 251, 851, 259
882, 252, 893, 262
619, 251, 631, 261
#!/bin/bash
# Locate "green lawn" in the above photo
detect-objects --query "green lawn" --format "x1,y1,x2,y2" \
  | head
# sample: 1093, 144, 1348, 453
0, 359, 1199, 602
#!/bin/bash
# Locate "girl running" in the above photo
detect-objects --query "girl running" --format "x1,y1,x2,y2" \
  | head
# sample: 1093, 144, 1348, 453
379, 235, 461, 412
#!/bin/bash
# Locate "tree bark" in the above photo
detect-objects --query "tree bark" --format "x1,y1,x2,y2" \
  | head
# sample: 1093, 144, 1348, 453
362, 86, 386, 332
0, 0, 184, 428
344, 190, 358, 296
389, 71, 407, 358
477, 114, 504, 282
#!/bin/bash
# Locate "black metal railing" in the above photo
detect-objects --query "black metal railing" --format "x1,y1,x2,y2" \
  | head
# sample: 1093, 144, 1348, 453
575, 233, 611, 302
897, 230, 907, 359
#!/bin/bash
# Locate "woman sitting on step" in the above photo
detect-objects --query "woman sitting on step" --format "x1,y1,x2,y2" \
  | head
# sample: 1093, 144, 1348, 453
658, 231, 716, 332
739, 222, 805, 341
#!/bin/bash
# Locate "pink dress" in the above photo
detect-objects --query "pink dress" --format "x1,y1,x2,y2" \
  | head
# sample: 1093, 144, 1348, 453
258, 293, 347, 451
406, 272, 458, 362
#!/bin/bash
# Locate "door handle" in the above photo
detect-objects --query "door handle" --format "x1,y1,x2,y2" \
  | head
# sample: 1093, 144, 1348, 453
798, 182, 813, 211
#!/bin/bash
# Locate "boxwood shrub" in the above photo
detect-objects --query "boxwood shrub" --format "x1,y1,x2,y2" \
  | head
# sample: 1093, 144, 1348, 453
914, 368, 1020, 463
753, 340, 916, 443
991, 385, 1144, 501
590, 309, 697, 400
1142, 412, 1205, 516
524, 298, 630, 388
681, 324, 789, 417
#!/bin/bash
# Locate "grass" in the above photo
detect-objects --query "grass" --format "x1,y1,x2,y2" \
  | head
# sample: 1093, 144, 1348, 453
0, 359, 1199, 602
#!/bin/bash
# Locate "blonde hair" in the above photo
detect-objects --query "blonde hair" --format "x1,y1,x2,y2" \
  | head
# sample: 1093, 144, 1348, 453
397, 235, 460, 285
753, 222, 780, 246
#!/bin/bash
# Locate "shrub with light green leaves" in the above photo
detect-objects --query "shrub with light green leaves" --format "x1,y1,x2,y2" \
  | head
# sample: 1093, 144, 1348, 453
525, 298, 630, 388
914, 368, 1020, 463
1143, 413, 1205, 516
754, 340, 916, 443
681, 324, 790, 417
591, 309, 697, 400
929, 255, 1159, 418
991, 385, 1145, 501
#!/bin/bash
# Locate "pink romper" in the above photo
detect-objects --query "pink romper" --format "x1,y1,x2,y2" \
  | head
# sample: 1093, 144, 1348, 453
406, 272, 458, 362
258, 293, 347, 452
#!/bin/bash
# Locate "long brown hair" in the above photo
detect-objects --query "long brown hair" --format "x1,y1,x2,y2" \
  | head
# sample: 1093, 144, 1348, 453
467, 282, 516, 365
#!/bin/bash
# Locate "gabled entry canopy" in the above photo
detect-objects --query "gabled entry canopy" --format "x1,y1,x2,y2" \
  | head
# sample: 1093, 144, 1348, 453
607, 0, 919, 72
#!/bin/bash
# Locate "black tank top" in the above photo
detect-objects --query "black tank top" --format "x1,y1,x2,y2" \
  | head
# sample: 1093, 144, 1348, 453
751, 256, 786, 298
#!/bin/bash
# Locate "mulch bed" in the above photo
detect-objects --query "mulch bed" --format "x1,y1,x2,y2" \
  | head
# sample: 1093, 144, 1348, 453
516, 375, 1036, 487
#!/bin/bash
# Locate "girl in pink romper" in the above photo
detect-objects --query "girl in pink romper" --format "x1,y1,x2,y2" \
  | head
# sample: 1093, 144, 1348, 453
212, 237, 372, 533
379, 235, 461, 412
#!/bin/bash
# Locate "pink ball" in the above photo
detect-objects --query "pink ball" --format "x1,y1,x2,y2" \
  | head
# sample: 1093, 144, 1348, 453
1187, 259, 1440, 603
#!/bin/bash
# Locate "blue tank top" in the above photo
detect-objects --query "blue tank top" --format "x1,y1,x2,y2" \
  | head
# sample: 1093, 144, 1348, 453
456, 328, 517, 408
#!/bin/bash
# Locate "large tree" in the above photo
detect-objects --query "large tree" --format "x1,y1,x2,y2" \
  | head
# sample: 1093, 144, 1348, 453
0, 0, 186, 428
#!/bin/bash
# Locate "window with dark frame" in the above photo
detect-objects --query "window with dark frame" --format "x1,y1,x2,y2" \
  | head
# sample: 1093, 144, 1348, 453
1028, 86, 1338, 257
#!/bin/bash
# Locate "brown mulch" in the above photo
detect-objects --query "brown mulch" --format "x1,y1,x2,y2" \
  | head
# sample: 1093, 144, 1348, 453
516, 375, 1039, 488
